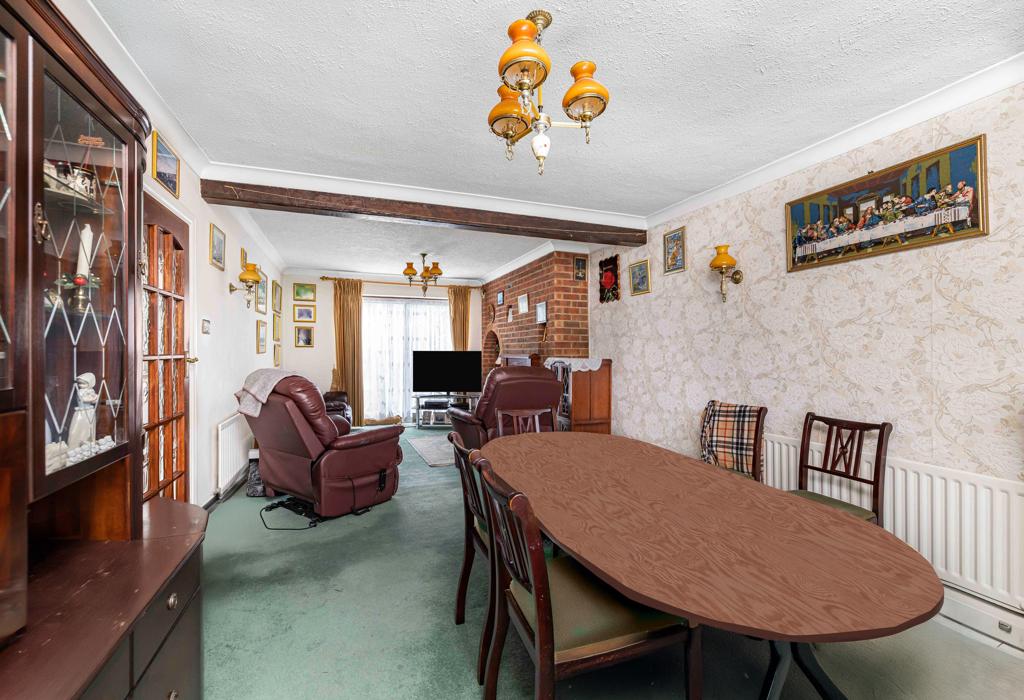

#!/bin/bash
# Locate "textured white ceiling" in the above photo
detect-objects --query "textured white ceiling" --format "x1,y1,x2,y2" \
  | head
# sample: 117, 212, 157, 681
244, 209, 553, 279
93, 0, 1024, 217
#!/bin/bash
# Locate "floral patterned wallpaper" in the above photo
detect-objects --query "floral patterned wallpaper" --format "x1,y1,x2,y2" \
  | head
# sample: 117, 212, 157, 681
590, 84, 1024, 483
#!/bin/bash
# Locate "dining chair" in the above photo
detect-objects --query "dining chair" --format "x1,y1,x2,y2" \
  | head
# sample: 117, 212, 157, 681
448, 431, 494, 685
495, 406, 556, 437
790, 412, 893, 525
699, 400, 768, 481
475, 455, 689, 700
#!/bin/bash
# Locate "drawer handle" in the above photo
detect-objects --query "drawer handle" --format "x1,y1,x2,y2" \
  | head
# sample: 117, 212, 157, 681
166, 592, 179, 610
168, 691, 179, 700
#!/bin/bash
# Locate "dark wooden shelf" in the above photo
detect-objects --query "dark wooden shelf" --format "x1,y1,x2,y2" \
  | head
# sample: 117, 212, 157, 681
0, 498, 207, 698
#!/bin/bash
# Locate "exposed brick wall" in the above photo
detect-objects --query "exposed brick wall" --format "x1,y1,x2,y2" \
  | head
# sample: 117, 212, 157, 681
481, 252, 589, 378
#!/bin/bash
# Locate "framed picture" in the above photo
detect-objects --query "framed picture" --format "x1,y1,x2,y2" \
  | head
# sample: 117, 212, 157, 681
293, 282, 317, 301
663, 227, 686, 274
573, 256, 587, 281
151, 131, 180, 198
598, 255, 620, 303
272, 313, 281, 342
629, 259, 651, 296
293, 304, 316, 322
273, 343, 281, 367
787, 135, 987, 272
255, 270, 268, 314
536, 301, 547, 324
240, 247, 247, 270
295, 326, 315, 348
517, 294, 529, 314
208, 224, 226, 270
496, 290, 504, 306
272, 280, 283, 313
256, 320, 267, 354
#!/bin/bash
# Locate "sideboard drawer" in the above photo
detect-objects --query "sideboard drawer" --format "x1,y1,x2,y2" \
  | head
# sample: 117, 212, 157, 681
132, 546, 201, 683
132, 592, 201, 700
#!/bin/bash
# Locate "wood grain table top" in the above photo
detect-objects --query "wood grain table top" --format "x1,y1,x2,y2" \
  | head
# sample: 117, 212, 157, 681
480, 432, 943, 642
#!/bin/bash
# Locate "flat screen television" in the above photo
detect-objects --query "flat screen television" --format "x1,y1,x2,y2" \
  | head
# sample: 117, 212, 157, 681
412, 351, 482, 393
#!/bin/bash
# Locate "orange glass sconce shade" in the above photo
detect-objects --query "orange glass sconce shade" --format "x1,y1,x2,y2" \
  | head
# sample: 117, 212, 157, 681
488, 85, 531, 139
709, 245, 743, 302
402, 262, 417, 278
429, 261, 443, 277
499, 19, 551, 91
229, 262, 262, 308
562, 61, 609, 122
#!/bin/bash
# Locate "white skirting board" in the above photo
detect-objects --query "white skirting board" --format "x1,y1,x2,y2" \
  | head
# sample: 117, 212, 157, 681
215, 412, 253, 498
763, 433, 1024, 650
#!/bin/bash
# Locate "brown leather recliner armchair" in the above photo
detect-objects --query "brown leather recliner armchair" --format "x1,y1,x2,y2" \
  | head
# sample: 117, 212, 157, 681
243, 376, 404, 517
323, 390, 353, 424
447, 366, 563, 449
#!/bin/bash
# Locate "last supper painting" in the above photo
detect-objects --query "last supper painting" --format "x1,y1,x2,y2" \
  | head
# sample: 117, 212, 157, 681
787, 135, 987, 272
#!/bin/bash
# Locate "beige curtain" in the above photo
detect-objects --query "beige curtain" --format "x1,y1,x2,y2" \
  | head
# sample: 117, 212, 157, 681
447, 285, 471, 351
331, 278, 364, 425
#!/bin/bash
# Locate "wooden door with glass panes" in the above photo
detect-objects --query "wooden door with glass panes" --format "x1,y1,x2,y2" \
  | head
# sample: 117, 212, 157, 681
140, 194, 190, 501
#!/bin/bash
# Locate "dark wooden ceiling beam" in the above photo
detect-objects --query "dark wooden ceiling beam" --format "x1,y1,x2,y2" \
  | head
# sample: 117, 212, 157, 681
200, 179, 646, 247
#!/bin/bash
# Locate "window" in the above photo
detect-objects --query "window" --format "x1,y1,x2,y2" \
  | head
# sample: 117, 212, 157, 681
362, 297, 451, 422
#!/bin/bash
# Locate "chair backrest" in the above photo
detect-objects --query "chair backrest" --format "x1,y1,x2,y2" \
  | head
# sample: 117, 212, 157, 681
475, 366, 563, 438
699, 400, 768, 481
476, 457, 553, 649
448, 432, 486, 527
495, 407, 554, 437
797, 412, 893, 524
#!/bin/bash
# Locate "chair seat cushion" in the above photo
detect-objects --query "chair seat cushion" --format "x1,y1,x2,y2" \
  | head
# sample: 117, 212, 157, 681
510, 556, 684, 663
789, 490, 876, 521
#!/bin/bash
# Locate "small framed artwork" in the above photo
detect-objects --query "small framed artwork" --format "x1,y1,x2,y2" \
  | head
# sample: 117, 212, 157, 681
496, 290, 504, 306
209, 224, 226, 270
536, 301, 547, 324
151, 131, 180, 198
598, 254, 620, 303
293, 282, 317, 302
256, 319, 267, 354
294, 304, 316, 322
573, 256, 587, 281
255, 270, 268, 314
295, 326, 315, 348
517, 294, 529, 314
273, 343, 281, 367
272, 280, 283, 313
663, 227, 686, 274
240, 247, 247, 270
272, 313, 281, 342
629, 259, 651, 296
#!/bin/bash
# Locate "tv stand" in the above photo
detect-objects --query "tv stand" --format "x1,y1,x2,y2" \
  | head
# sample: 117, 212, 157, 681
413, 393, 479, 429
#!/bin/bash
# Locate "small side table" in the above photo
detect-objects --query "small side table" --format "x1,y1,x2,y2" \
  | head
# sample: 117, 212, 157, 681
413, 394, 479, 429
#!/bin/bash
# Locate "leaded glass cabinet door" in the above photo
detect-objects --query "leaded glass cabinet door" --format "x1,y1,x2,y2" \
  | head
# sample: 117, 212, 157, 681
0, 22, 17, 411
32, 55, 134, 498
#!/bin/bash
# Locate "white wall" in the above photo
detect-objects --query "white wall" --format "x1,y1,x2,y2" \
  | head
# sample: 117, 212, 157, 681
281, 272, 481, 392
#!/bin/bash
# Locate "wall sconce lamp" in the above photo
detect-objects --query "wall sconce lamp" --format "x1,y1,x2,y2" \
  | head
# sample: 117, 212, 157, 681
709, 245, 743, 302
229, 262, 262, 308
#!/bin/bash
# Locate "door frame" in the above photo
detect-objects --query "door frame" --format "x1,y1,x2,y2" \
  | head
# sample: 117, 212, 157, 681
142, 183, 199, 503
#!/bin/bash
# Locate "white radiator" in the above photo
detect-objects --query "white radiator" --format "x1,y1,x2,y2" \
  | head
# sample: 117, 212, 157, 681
763, 433, 1024, 614
215, 412, 252, 497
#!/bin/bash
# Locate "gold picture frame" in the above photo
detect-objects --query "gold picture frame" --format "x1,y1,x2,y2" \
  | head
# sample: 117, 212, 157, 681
255, 270, 268, 315
663, 227, 686, 274
240, 247, 247, 270
293, 304, 316, 323
256, 320, 267, 354
786, 135, 988, 272
629, 259, 651, 296
272, 313, 281, 342
272, 280, 283, 313
151, 131, 180, 198
208, 224, 226, 271
273, 344, 281, 367
295, 326, 315, 348
292, 282, 317, 302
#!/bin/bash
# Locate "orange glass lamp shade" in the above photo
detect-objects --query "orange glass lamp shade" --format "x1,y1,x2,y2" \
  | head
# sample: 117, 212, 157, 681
562, 61, 609, 122
238, 262, 261, 285
488, 85, 531, 139
429, 261, 442, 277
709, 245, 737, 271
499, 19, 551, 91
402, 262, 417, 278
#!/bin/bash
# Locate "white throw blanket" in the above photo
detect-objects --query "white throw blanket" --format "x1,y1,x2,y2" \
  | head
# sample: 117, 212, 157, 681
235, 369, 301, 417
543, 357, 605, 372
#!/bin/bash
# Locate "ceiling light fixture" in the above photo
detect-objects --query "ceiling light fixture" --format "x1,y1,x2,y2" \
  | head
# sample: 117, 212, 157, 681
403, 253, 443, 296
488, 9, 609, 175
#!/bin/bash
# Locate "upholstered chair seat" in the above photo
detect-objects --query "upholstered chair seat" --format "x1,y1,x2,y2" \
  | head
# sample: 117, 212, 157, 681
790, 490, 877, 522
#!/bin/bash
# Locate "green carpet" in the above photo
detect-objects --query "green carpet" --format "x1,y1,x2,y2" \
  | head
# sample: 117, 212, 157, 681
203, 428, 1024, 699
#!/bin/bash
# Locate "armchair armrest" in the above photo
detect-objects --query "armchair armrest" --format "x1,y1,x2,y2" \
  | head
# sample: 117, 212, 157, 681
330, 415, 352, 436
448, 407, 486, 450
329, 425, 404, 451
447, 406, 479, 426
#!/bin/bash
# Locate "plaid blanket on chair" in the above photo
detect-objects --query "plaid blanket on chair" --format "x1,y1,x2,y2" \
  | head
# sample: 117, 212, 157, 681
699, 400, 763, 476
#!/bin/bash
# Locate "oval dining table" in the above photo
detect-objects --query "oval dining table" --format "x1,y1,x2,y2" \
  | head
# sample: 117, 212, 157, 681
479, 432, 944, 700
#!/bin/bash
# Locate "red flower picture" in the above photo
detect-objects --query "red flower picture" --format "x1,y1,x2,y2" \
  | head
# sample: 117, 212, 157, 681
598, 255, 619, 303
